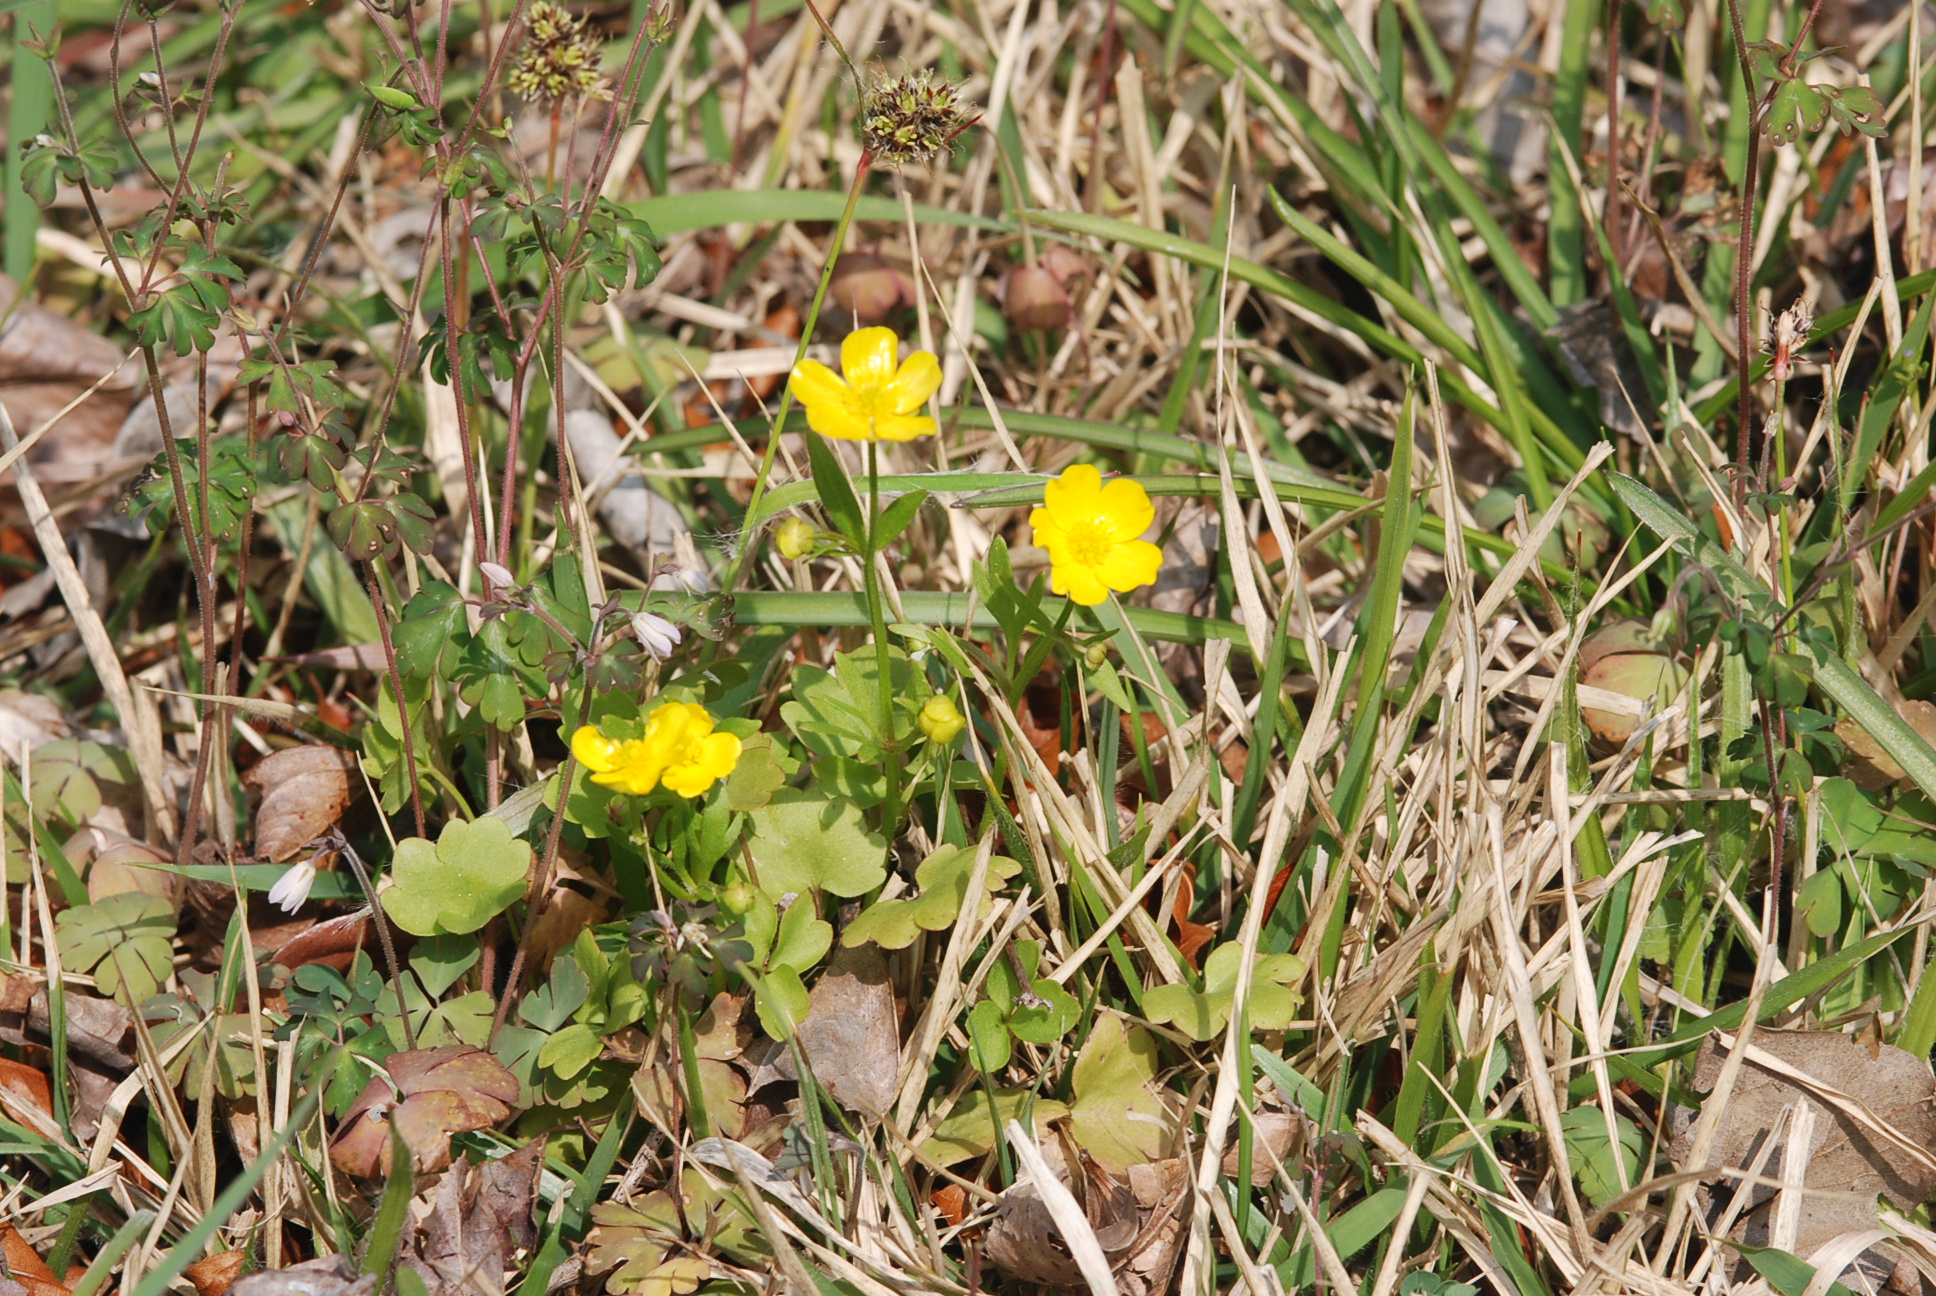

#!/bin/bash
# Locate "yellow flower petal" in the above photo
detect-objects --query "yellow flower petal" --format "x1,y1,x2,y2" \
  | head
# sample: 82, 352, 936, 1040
1096, 477, 1156, 540
570, 726, 620, 773
804, 400, 870, 440
840, 327, 901, 393
789, 359, 852, 410
1098, 539, 1164, 593
1043, 462, 1103, 515
872, 413, 938, 441
882, 350, 942, 413
1052, 562, 1110, 606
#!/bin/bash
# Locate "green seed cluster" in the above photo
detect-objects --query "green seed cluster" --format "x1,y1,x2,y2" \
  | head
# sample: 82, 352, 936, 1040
507, 2, 607, 106
861, 70, 972, 166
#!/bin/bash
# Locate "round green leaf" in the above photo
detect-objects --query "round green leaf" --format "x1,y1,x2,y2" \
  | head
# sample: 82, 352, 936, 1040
382, 817, 533, 936
745, 791, 887, 899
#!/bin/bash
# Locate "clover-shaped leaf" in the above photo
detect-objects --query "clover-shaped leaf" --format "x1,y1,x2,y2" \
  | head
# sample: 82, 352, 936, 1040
328, 1044, 519, 1176
55, 892, 175, 1006
538, 1022, 605, 1078
520, 952, 591, 1031
1068, 1014, 1170, 1171
1560, 1105, 1643, 1207
392, 581, 471, 681
1143, 942, 1306, 1042
587, 1167, 763, 1289
381, 816, 532, 937
1764, 75, 1826, 147
841, 844, 1021, 949
744, 791, 886, 899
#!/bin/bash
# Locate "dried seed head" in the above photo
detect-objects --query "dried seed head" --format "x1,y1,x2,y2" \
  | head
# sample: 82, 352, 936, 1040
860, 69, 974, 167
1768, 300, 1813, 383
507, 2, 608, 107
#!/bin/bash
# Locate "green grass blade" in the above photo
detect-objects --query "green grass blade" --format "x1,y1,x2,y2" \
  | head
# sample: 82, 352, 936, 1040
732, 590, 1248, 652
628, 189, 1004, 235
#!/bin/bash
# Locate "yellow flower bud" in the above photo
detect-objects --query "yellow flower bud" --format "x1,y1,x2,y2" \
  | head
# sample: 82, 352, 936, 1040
775, 517, 816, 560
919, 694, 966, 744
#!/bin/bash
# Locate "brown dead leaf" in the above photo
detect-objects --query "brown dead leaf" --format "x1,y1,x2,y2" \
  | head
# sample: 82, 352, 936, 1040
1836, 700, 1936, 790
1671, 1029, 1936, 1262
401, 1144, 541, 1296
0, 1057, 53, 1124
983, 1147, 1190, 1294
1221, 1110, 1297, 1186
230, 1255, 374, 1296
0, 989, 134, 1072
269, 910, 374, 972
793, 945, 900, 1118
1169, 861, 1215, 970
0, 274, 140, 475
330, 1045, 519, 1177
692, 992, 751, 1062
82, 838, 180, 909
243, 746, 357, 863
0, 1224, 67, 1296
184, 1250, 247, 1296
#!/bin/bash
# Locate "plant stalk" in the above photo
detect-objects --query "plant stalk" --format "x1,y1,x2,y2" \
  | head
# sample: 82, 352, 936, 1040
720, 150, 873, 597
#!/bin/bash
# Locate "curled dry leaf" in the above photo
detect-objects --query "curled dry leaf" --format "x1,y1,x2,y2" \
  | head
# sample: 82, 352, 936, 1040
1670, 1029, 1936, 1267
81, 837, 179, 909
329, 1044, 519, 1177
243, 745, 358, 863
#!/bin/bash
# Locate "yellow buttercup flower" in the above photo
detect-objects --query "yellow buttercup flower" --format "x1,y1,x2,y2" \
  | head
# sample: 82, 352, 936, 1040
571, 703, 741, 798
918, 694, 966, 744
788, 327, 941, 441
1028, 464, 1163, 607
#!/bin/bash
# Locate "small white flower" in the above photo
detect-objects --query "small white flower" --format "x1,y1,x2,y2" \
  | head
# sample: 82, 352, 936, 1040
632, 611, 682, 660
651, 564, 710, 594
268, 859, 319, 914
478, 561, 516, 593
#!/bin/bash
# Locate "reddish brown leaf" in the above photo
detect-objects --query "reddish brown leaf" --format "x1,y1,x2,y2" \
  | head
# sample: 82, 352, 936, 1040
0, 1058, 53, 1123
184, 1251, 247, 1296
330, 1045, 518, 1177
268, 910, 373, 972
244, 746, 358, 863
0, 1223, 64, 1295
931, 1182, 968, 1227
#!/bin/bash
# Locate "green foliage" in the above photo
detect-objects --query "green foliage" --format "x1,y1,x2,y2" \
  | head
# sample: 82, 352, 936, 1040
840, 844, 1020, 949
1748, 43, 1884, 146
1560, 1105, 1643, 1207
54, 893, 175, 1005
381, 817, 533, 937
128, 436, 258, 543
1144, 943, 1307, 1042
743, 791, 886, 899
1067, 1014, 1169, 1171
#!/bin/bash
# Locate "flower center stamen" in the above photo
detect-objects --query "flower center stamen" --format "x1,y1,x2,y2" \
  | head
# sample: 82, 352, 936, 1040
1067, 520, 1113, 567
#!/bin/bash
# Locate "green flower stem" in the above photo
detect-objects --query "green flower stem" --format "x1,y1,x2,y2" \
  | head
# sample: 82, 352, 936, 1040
865, 439, 901, 838
720, 150, 873, 597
